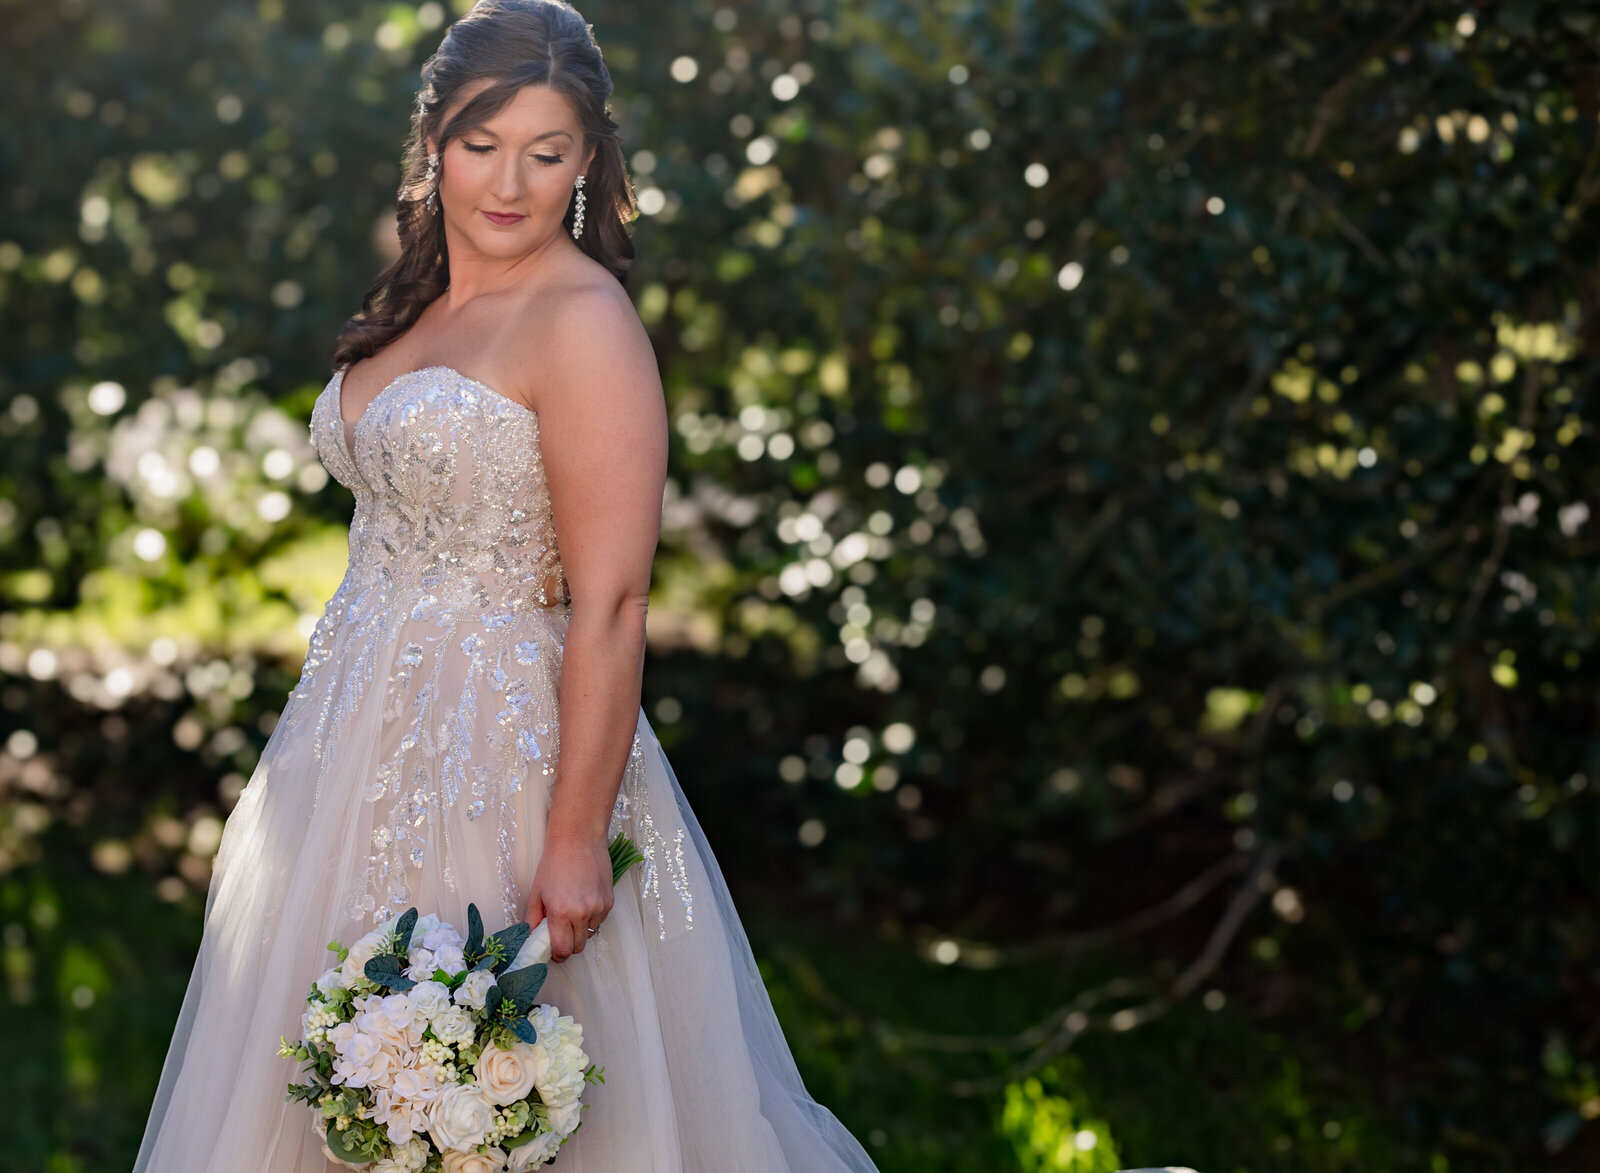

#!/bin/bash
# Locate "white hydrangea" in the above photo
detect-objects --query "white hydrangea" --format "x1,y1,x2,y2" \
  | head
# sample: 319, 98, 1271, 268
507, 1128, 562, 1171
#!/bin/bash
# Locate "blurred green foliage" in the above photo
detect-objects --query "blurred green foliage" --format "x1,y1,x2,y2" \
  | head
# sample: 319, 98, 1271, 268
0, 0, 1597, 1170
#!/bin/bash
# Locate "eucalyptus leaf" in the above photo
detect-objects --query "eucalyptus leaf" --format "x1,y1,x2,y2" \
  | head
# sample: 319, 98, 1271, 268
484, 922, 531, 976
364, 954, 416, 992
392, 907, 418, 956
497, 962, 548, 1013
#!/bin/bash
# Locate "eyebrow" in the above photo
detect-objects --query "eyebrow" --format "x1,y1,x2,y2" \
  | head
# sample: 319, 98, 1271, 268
472, 127, 575, 144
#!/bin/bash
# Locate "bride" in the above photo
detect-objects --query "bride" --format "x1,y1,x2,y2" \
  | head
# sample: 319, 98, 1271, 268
132, 1, 882, 1169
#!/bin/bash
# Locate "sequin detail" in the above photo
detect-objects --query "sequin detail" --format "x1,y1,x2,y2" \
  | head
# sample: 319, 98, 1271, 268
276, 366, 693, 936
283, 366, 571, 926
609, 730, 695, 940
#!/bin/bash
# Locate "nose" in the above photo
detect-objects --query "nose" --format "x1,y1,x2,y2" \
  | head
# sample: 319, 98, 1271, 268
489, 153, 526, 205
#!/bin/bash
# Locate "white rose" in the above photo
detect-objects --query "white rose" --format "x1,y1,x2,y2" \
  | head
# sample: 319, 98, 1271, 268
547, 1098, 583, 1136
509, 920, 552, 970
371, 1160, 409, 1173
409, 980, 452, 1022
453, 968, 497, 1011
341, 939, 383, 988
431, 1004, 477, 1046
507, 1129, 562, 1171
442, 1147, 508, 1173
474, 1040, 539, 1105
426, 1082, 497, 1152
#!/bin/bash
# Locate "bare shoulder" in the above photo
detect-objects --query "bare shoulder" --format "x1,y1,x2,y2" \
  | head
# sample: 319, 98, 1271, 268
501, 267, 658, 415
531, 277, 660, 415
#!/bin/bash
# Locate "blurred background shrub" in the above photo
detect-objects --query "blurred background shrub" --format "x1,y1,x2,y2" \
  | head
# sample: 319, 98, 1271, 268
1, 0, 1596, 1170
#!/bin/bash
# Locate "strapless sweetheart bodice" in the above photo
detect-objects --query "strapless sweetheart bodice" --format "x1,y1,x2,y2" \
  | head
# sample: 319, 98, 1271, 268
308, 364, 570, 620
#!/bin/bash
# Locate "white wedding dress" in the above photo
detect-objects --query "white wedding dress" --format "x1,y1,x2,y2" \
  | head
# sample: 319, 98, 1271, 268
133, 365, 882, 1173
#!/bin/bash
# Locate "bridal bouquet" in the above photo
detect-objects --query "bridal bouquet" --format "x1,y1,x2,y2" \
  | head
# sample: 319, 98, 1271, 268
279, 835, 644, 1171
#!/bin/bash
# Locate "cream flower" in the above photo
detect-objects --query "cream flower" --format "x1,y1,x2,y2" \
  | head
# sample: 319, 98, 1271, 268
474, 1040, 539, 1105
547, 1098, 583, 1136
507, 1129, 562, 1171
371, 1061, 441, 1145
441, 1147, 508, 1173
431, 943, 467, 975
361, 990, 427, 1051
392, 1135, 432, 1171
431, 1004, 477, 1046
340, 937, 383, 988
529, 1040, 587, 1110
412, 912, 443, 937
528, 1004, 583, 1053
426, 1082, 497, 1152
404, 946, 440, 983
419, 924, 466, 953
409, 980, 453, 1023
453, 968, 497, 1011
330, 1028, 393, 1088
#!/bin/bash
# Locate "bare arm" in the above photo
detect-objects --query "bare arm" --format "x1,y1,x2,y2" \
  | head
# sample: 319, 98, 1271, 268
518, 285, 667, 959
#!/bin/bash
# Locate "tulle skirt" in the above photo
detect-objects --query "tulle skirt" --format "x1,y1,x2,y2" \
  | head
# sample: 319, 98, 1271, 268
133, 602, 880, 1172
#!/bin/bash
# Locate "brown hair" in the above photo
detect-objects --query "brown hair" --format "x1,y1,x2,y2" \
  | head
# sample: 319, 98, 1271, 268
332, 0, 636, 370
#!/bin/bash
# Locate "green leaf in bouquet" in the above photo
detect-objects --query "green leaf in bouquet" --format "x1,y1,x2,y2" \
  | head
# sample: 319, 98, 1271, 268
497, 963, 548, 1015
484, 922, 531, 975
465, 902, 485, 962
364, 953, 417, 992
323, 1119, 366, 1164
609, 833, 644, 885
504, 1126, 539, 1150
392, 907, 419, 956
509, 1015, 538, 1044
483, 982, 502, 1019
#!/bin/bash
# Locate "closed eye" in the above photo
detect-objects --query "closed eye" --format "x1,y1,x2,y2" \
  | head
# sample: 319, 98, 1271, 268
462, 143, 564, 165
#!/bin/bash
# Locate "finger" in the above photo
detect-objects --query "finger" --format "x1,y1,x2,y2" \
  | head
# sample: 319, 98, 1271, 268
550, 918, 572, 962
569, 917, 586, 955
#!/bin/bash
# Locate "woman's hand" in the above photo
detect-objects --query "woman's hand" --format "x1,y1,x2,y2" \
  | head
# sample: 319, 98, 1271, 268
523, 830, 614, 962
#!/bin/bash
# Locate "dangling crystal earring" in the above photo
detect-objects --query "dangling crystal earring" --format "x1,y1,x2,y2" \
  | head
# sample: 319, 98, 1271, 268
570, 174, 586, 240
423, 151, 440, 213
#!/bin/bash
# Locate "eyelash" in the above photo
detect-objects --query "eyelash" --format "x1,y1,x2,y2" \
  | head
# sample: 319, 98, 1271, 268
461, 143, 564, 165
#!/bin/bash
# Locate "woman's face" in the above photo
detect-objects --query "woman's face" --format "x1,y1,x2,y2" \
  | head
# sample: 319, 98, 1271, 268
429, 80, 597, 251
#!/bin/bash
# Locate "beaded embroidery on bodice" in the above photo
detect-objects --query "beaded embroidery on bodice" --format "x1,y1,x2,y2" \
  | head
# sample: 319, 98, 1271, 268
274, 365, 686, 931
315, 364, 570, 615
